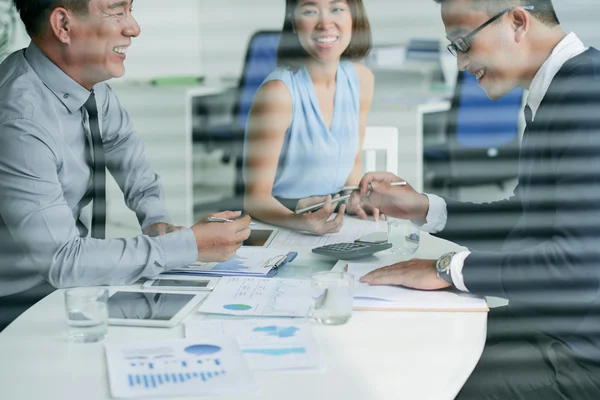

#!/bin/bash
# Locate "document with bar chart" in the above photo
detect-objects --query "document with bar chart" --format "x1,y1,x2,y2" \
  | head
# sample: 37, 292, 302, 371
104, 338, 255, 398
186, 319, 321, 371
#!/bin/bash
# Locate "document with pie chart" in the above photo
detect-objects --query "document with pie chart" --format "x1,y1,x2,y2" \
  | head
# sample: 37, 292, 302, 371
104, 338, 255, 398
186, 319, 321, 371
196, 276, 312, 317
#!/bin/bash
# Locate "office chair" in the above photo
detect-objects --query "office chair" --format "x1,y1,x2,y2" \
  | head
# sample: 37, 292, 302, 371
424, 70, 524, 195
192, 30, 280, 214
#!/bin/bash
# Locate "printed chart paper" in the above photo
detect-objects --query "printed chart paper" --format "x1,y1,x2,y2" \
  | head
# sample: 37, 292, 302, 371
196, 277, 312, 317
171, 247, 290, 276
105, 338, 255, 398
186, 319, 321, 371
269, 216, 385, 248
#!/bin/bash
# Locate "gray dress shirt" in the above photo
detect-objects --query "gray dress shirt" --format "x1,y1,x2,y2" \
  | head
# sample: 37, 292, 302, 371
0, 42, 198, 297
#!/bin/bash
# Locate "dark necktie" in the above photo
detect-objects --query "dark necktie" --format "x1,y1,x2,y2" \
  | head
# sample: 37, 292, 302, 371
83, 92, 106, 239
524, 105, 533, 127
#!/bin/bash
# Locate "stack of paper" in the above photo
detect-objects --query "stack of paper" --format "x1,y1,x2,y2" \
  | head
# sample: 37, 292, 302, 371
196, 276, 312, 317
169, 247, 296, 277
186, 319, 321, 371
348, 263, 489, 312
104, 338, 255, 398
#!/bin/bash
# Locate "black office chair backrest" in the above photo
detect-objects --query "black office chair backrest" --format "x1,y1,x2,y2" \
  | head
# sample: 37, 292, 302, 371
234, 30, 281, 132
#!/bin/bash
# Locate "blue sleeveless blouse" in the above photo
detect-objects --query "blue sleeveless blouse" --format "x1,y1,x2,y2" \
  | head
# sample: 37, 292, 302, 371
243, 61, 360, 199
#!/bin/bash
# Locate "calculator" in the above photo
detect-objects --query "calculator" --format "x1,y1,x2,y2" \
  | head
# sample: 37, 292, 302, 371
312, 241, 392, 260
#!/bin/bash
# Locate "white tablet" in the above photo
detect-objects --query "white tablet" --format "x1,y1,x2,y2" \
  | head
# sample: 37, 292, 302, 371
107, 290, 207, 328
243, 228, 278, 247
142, 276, 218, 291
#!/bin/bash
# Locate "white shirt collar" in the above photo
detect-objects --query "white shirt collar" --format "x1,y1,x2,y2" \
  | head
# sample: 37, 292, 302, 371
527, 32, 587, 121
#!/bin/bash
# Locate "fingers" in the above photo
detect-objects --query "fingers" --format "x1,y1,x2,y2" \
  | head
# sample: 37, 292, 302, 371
296, 195, 328, 209
232, 215, 252, 230
323, 204, 345, 233
354, 204, 368, 220
359, 263, 402, 285
212, 210, 243, 220
372, 207, 380, 222
233, 226, 252, 242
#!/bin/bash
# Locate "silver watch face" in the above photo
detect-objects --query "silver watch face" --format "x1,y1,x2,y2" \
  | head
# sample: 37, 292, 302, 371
438, 254, 452, 270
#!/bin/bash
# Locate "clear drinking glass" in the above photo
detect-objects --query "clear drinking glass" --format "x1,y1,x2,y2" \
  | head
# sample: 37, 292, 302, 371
64, 287, 109, 343
311, 271, 354, 325
387, 218, 420, 254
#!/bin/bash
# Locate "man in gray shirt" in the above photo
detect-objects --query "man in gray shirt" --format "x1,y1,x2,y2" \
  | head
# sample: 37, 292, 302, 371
0, 0, 251, 330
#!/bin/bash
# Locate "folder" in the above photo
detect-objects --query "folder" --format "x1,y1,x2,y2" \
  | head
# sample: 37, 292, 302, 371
168, 248, 298, 278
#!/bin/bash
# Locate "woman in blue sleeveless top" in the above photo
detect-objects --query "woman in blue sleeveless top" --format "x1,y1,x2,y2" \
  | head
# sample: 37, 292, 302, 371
243, 0, 379, 233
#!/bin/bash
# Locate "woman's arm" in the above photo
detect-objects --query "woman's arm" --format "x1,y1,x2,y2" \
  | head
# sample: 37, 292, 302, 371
243, 81, 344, 233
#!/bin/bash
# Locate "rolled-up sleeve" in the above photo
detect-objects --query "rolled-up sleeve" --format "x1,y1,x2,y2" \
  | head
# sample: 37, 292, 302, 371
0, 118, 198, 288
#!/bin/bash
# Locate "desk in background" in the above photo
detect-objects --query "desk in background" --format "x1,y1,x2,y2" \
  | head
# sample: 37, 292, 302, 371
0, 225, 487, 400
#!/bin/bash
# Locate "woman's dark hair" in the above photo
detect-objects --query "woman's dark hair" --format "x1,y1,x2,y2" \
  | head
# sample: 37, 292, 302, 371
277, 0, 372, 71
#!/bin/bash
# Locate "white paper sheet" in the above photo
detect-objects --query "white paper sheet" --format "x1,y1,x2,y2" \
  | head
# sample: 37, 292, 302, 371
104, 338, 255, 398
196, 277, 312, 317
348, 263, 489, 311
268, 216, 386, 248
170, 247, 290, 276
186, 319, 321, 371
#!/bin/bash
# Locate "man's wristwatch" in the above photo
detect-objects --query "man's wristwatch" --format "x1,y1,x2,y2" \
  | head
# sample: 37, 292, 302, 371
436, 251, 456, 285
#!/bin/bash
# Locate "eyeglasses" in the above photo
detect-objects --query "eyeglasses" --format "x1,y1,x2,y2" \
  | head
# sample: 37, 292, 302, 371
446, 6, 534, 57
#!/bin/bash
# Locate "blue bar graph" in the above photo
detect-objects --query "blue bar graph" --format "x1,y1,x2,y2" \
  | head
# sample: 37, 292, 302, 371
126, 368, 227, 391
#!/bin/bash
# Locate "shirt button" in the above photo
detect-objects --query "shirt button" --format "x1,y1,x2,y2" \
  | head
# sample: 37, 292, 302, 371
63, 93, 70, 99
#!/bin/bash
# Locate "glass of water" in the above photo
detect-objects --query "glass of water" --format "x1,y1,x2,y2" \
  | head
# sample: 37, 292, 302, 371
311, 271, 354, 325
64, 287, 109, 343
387, 217, 420, 254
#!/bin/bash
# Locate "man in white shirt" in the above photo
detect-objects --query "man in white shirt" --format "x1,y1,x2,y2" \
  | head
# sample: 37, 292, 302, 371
351, 0, 600, 399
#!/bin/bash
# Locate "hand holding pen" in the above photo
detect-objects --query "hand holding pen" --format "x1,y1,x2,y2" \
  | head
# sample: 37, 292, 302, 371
191, 211, 251, 262
349, 173, 428, 221
295, 181, 407, 215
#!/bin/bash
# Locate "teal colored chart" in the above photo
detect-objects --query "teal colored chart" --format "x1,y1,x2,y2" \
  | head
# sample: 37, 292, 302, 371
253, 326, 299, 338
243, 348, 306, 356
223, 304, 252, 311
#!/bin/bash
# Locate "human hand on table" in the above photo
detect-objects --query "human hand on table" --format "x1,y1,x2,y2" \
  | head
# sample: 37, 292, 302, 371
359, 259, 451, 291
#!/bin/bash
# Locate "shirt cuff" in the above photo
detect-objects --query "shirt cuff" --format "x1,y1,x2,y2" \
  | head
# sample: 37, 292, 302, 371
157, 228, 198, 269
450, 251, 471, 292
418, 193, 448, 233
136, 200, 172, 230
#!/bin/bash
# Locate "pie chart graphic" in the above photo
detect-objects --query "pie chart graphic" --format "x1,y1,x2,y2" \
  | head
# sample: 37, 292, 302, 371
184, 345, 222, 356
223, 304, 252, 311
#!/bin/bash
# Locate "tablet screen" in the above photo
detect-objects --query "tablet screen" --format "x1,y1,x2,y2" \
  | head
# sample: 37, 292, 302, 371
108, 291, 196, 321
242, 229, 275, 247
151, 279, 209, 288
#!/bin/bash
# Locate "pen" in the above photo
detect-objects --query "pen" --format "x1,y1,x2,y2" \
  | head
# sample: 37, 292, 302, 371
205, 216, 255, 225
294, 181, 408, 215
295, 194, 351, 215
341, 181, 407, 191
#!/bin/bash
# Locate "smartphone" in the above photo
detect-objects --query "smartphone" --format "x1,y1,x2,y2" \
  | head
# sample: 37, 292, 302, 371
295, 194, 351, 214
355, 231, 389, 244
142, 277, 218, 291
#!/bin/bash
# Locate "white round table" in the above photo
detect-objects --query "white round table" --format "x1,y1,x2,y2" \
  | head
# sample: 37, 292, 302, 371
0, 226, 487, 400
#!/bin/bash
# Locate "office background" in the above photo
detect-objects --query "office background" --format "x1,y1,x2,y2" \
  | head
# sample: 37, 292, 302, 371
2, 0, 599, 237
